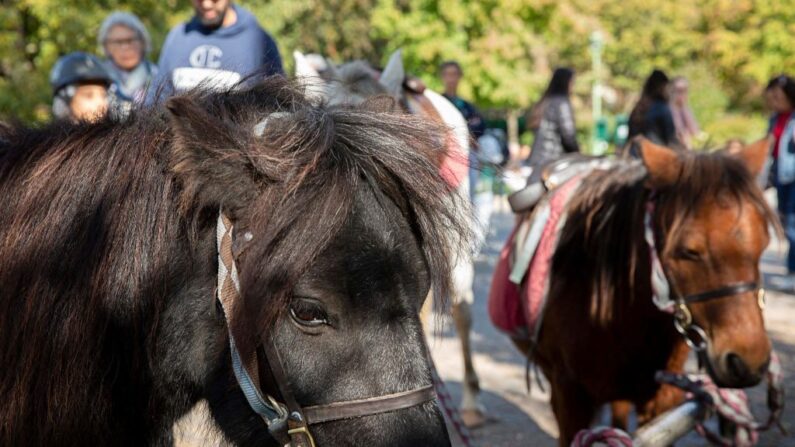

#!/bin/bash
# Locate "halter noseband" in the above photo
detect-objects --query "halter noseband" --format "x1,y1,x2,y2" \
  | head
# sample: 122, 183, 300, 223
217, 212, 436, 447
644, 196, 766, 352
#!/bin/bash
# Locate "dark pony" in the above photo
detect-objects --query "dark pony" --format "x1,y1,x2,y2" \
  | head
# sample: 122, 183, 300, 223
508, 138, 776, 445
0, 78, 467, 446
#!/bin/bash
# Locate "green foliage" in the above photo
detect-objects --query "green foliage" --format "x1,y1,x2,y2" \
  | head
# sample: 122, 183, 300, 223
1, 0, 794, 129
702, 113, 769, 149
679, 63, 729, 131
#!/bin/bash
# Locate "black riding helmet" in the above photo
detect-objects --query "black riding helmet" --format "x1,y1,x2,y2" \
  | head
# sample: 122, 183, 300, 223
50, 52, 113, 97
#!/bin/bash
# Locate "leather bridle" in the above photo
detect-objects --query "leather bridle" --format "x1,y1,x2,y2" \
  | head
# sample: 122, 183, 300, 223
643, 196, 766, 353
672, 282, 766, 352
216, 212, 437, 447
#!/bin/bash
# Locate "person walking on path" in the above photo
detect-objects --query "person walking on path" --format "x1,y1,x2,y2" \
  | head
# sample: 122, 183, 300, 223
440, 60, 487, 200
98, 12, 158, 105
670, 76, 700, 148
440, 61, 487, 144
525, 67, 580, 183
149, 0, 283, 101
766, 75, 795, 284
628, 69, 680, 148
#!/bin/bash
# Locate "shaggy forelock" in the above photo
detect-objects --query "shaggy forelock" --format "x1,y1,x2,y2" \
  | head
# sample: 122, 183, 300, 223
169, 78, 471, 351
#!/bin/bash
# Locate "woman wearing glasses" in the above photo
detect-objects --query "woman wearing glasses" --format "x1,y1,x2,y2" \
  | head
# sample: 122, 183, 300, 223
98, 12, 158, 105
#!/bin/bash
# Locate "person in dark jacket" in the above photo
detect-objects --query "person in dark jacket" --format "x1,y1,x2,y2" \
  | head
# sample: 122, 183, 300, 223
628, 69, 679, 148
525, 67, 579, 182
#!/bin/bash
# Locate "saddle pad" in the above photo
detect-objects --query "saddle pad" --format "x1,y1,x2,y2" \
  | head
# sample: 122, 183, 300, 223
488, 175, 583, 339
522, 176, 583, 339
487, 225, 526, 338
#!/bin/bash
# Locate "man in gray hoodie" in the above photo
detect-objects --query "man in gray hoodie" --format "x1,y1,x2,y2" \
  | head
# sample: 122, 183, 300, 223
148, 0, 283, 102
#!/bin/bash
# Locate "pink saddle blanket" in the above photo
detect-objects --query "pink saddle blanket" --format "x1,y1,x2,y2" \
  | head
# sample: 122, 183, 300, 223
488, 177, 582, 340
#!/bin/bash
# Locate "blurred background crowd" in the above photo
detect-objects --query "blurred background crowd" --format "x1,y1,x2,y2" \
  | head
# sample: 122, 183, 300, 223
1, 0, 794, 152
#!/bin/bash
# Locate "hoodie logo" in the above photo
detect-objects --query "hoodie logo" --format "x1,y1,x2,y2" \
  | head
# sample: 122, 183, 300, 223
189, 45, 223, 69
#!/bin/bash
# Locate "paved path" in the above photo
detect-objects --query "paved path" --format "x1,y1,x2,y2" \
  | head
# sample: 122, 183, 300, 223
431, 208, 795, 447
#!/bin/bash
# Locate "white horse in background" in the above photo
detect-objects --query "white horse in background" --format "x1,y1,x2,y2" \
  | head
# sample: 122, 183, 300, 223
294, 49, 488, 427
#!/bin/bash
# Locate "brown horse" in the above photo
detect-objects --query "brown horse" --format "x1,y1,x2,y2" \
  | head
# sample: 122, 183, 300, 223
498, 138, 775, 445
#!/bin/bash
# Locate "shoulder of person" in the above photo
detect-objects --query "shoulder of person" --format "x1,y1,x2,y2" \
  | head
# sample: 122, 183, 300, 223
161, 21, 188, 47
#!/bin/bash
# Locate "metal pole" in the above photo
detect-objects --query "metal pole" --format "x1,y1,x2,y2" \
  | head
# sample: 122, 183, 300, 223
633, 400, 707, 446
589, 31, 605, 155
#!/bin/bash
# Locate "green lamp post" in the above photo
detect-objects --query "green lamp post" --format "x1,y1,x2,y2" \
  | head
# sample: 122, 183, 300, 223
590, 31, 608, 155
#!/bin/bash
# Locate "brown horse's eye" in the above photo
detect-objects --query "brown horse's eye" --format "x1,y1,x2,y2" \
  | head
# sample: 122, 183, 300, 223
675, 247, 702, 261
290, 299, 329, 327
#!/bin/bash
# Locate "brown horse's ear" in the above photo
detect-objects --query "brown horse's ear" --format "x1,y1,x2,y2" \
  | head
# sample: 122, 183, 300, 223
732, 137, 772, 177
637, 137, 682, 188
166, 96, 259, 214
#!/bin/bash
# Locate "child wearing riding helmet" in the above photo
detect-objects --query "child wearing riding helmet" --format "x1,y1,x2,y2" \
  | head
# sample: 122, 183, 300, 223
50, 52, 116, 122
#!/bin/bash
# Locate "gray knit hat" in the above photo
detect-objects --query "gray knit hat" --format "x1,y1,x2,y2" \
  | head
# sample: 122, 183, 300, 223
98, 12, 152, 57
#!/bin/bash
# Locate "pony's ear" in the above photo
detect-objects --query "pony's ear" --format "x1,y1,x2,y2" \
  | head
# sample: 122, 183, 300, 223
360, 95, 400, 113
732, 137, 771, 177
637, 137, 682, 188
294, 50, 320, 79
379, 49, 405, 97
293, 51, 326, 101
166, 96, 259, 213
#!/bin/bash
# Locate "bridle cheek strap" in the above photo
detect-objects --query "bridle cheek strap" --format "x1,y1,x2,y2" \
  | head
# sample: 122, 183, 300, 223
217, 213, 290, 436
217, 211, 438, 447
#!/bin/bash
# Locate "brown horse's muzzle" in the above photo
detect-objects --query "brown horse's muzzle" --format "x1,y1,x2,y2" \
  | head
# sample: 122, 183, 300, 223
701, 293, 772, 388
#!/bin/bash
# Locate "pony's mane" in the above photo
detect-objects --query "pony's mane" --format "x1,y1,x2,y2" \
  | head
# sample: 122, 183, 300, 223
557, 151, 778, 324
0, 77, 469, 441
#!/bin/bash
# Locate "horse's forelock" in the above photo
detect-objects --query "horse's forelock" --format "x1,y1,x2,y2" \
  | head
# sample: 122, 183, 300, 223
658, 152, 780, 259
197, 82, 471, 352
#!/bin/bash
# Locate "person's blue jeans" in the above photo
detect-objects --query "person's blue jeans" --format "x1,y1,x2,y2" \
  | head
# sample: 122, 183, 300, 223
776, 180, 795, 273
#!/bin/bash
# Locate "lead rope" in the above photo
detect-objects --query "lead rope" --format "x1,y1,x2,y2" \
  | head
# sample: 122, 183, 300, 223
655, 351, 786, 447
427, 354, 474, 447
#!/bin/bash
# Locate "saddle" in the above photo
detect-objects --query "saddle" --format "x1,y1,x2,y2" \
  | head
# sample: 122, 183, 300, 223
507, 154, 614, 213
490, 156, 616, 340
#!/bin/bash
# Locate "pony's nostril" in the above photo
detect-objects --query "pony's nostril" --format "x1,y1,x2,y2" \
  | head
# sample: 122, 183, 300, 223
725, 353, 750, 381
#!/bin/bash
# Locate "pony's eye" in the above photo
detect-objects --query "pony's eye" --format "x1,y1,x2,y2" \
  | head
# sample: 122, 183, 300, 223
676, 247, 702, 261
290, 299, 329, 327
